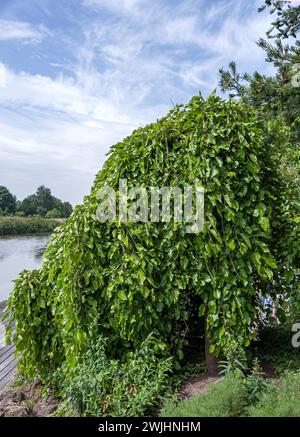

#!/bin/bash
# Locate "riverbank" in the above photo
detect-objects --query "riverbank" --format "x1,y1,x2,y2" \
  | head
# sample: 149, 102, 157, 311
0, 217, 64, 236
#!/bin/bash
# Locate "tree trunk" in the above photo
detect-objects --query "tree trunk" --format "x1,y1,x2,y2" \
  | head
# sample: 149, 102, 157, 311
205, 307, 219, 374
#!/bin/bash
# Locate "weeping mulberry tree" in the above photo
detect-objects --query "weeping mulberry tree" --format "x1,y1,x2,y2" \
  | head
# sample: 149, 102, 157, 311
7, 95, 276, 380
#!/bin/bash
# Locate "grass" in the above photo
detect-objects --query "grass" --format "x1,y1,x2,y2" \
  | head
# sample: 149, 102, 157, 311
246, 371, 300, 417
161, 370, 300, 417
0, 216, 62, 235
161, 374, 247, 417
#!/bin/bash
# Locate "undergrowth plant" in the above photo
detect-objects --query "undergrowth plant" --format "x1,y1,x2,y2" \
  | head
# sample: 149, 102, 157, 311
54, 335, 172, 417
244, 359, 269, 405
246, 371, 300, 417
219, 336, 248, 376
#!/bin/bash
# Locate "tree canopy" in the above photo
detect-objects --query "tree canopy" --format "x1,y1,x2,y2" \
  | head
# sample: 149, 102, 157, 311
0, 186, 16, 216
7, 95, 278, 381
219, 0, 299, 324
18, 186, 73, 218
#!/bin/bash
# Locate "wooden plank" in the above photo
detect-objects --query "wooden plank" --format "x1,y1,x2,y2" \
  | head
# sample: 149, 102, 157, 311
0, 345, 15, 365
0, 354, 18, 383
0, 349, 16, 374
0, 346, 15, 370
0, 341, 14, 356
0, 300, 17, 393
0, 363, 17, 392
0, 301, 7, 312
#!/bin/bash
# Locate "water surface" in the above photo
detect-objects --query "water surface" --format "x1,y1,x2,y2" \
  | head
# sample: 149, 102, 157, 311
0, 235, 50, 301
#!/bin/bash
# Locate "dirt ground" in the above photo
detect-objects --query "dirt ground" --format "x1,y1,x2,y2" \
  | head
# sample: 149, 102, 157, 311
180, 373, 224, 399
0, 361, 279, 416
179, 360, 279, 400
0, 379, 60, 417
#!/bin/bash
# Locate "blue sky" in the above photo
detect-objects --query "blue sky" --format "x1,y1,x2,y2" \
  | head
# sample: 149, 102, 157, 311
0, 0, 276, 205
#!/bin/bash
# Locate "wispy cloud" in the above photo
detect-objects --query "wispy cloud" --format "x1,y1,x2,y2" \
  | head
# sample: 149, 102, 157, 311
0, 20, 49, 42
0, 63, 135, 124
0, 0, 275, 203
0, 62, 164, 204
82, 0, 142, 14
77, 0, 274, 103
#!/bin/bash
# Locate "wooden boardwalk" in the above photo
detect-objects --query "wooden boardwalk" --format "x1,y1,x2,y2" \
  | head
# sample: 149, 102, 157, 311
0, 301, 17, 393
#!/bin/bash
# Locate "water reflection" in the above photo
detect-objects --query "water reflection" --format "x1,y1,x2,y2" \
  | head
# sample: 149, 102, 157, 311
34, 245, 48, 260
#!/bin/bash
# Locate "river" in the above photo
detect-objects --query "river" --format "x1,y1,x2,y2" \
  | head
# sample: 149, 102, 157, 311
0, 235, 50, 301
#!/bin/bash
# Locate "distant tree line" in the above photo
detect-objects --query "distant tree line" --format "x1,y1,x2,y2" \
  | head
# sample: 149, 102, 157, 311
0, 185, 73, 218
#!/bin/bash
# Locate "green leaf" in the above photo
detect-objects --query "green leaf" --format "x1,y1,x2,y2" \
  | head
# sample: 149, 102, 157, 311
263, 256, 277, 269
228, 239, 236, 251
259, 216, 270, 232
199, 304, 206, 317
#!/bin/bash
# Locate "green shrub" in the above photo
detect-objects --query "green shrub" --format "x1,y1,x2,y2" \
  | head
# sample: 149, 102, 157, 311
247, 371, 300, 417
56, 335, 172, 417
253, 326, 300, 374
0, 216, 60, 235
46, 208, 61, 219
7, 95, 277, 386
161, 374, 247, 417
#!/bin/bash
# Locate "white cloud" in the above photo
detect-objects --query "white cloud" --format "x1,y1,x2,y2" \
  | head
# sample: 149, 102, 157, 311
0, 64, 139, 124
0, 20, 49, 42
0, 63, 7, 87
0, 0, 277, 204
82, 0, 141, 14
0, 106, 130, 204
77, 0, 274, 103
0, 63, 167, 204
163, 16, 200, 45
178, 59, 222, 90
